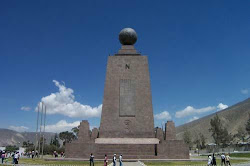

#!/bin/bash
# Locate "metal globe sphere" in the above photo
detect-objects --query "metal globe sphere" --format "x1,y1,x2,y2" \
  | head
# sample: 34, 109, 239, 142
119, 28, 137, 45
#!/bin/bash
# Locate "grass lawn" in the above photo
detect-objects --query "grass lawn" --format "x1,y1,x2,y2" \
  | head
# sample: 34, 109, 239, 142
230, 153, 250, 158
4, 158, 104, 166
144, 159, 248, 166
2, 158, 249, 166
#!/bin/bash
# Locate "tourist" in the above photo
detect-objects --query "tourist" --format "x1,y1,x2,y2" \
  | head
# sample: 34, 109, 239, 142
211, 153, 216, 166
207, 155, 212, 166
90, 153, 94, 166
225, 154, 231, 166
35, 150, 38, 158
104, 154, 108, 166
1, 152, 5, 164
113, 154, 116, 166
14, 152, 19, 165
32, 150, 35, 159
221, 153, 226, 166
119, 154, 122, 166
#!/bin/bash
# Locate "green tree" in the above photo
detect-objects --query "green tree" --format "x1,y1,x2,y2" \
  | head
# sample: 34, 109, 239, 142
72, 126, 79, 137
50, 134, 60, 148
59, 131, 76, 145
235, 126, 247, 142
245, 113, 250, 135
183, 129, 192, 149
193, 133, 206, 149
199, 133, 206, 149
5, 145, 19, 152
209, 114, 231, 147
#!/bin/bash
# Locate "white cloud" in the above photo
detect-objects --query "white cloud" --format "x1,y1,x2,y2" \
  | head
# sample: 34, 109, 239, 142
37, 80, 102, 118
241, 89, 249, 95
175, 106, 216, 118
154, 111, 172, 120
217, 103, 228, 111
9, 126, 29, 132
21, 106, 31, 111
45, 120, 80, 133
188, 116, 199, 123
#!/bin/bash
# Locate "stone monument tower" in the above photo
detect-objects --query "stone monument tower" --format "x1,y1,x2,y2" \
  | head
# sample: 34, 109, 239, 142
99, 28, 155, 138
65, 28, 189, 159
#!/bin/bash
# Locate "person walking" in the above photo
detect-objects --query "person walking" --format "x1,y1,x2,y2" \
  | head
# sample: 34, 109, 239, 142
90, 153, 94, 166
31, 150, 35, 159
221, 153, 226, 166
113, 154, 116, 166
1, 152, 5, 164
212, 153, 217, 166
119, 154, 123, 166
14, 152, 19, 165
104, 154, 108, 166
225, 154, 231, 166
208, 155, 212, 166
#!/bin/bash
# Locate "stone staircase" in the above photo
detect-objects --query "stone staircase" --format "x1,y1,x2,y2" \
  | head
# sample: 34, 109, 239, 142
95, 144, 156, 159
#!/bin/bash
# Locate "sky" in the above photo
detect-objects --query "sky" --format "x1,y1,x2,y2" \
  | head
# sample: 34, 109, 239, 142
0, 0, 250, 133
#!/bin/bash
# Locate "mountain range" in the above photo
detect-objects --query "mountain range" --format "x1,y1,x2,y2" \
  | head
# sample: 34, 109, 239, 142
176, 98, 250, 143
0, 128, 55, 147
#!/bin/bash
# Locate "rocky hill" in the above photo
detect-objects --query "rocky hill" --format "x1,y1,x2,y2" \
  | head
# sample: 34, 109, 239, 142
0, 128, 55, 146
176, 98, 250, 143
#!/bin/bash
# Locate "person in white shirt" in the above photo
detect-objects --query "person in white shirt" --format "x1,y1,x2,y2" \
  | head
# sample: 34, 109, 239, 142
14, 152, 19, 165
226, 154, 231, 166
221, 153, 226, 166
119, 154, 123, 166
207, 155, 212, 166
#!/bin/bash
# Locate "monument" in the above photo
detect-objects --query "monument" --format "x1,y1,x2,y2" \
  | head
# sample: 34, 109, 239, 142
65, 28, 189, 159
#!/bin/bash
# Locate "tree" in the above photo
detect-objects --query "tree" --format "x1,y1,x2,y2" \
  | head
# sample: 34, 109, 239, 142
72, 126, 79, 137
5, 145, 19, 152
183, 129, 192, 149
59, 131, 76, 145
235, 126, 247, 142
199, 133, 206, 149
193, 133, 206, 149
245, 113, 250, 135
50, 134, 60, 148
209, 114, 231, 147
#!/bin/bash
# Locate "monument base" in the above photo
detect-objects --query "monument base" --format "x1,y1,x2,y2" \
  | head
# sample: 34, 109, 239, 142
65, 120, 189, 159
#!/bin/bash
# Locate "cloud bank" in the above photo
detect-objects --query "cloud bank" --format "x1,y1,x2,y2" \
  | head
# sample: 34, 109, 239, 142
21, 106, 31, 111
154, 111, 172, 120
241, 89, 249, 95
45, 120, 80, 133
175, 102, 228, 118
9, 126, 29, 132
217, 103, 228, 111
188, 116, 199, 122
175, 106, 216, 118
37, 80, 102, 118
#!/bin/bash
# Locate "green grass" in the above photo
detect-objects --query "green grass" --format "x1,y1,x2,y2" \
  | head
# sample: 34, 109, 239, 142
4, 158, 104, 166
230, 153, 250, 158
2, 158, 249, 166
144, 159, 248, 166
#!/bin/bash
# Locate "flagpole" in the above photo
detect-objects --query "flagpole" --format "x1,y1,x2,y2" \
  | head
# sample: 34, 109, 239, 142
35, 102, 40, 158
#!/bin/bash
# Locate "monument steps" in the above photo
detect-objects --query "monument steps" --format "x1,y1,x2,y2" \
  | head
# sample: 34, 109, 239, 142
95, 155, 156, 159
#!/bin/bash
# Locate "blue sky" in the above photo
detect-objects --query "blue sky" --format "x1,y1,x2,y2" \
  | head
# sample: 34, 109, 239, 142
0, 0, 250, 133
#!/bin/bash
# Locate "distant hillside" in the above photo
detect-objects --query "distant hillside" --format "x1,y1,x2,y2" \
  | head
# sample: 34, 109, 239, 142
0, 129, 55, 146
176, 98, 250, 143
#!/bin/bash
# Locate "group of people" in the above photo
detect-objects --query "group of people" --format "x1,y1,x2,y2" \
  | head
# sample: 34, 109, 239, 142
207, 153, 231, 166
0, 151, 20, 165
26, 150, 38, 159
89, 153, 123, 166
